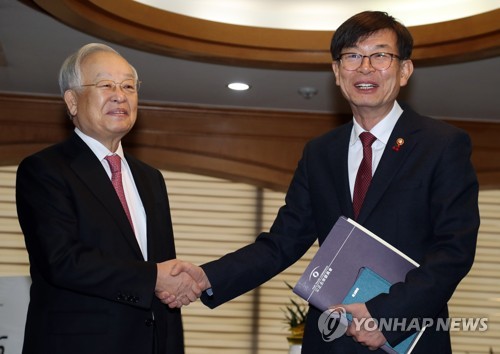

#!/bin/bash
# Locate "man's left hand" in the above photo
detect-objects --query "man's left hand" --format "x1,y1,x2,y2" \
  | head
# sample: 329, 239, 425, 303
343, 302, 387, 350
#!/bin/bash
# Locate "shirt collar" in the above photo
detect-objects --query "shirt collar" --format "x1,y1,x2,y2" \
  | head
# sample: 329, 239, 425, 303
74, 128, 125, 161
350, 101, 403, 146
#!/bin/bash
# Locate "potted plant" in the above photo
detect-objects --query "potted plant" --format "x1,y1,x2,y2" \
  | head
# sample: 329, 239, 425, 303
283, 282, 308, 349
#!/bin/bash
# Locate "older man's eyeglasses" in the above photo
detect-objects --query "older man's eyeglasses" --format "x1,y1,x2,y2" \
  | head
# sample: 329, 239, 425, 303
80, 79, 141, 93
338, 52, 401, 71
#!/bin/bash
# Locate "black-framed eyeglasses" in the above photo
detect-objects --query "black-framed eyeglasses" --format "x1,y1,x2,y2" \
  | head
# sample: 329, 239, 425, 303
80, 79, 141, 93
337, 52, 401, 71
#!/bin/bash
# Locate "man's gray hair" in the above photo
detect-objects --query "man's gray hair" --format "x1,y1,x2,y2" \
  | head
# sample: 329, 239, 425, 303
58, 43, 139, 96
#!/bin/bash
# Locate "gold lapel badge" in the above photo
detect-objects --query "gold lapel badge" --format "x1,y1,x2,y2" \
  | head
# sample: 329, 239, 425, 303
392, 138, 404, 152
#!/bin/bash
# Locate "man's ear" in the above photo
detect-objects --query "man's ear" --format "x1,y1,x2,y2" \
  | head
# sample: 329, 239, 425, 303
399, 59, 414, 87
332, 62, 341, 86
63, 90, 78, 117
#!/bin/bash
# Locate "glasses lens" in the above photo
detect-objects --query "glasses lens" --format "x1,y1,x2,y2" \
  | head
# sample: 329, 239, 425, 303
341, 54, 361, 71
370, 53, 391, 70
121, 79, 138, 93
95, 80, 115, 90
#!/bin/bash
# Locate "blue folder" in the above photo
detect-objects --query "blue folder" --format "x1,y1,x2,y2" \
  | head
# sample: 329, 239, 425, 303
342, 267, 421, 354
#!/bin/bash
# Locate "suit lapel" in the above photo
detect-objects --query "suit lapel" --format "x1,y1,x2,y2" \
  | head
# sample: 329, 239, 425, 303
64, 134, 144, 258
356, 109, 421, 223
329, 123, 355, 219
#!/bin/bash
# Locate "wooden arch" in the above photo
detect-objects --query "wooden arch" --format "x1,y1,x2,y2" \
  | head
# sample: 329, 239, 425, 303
28, 0, 500, 69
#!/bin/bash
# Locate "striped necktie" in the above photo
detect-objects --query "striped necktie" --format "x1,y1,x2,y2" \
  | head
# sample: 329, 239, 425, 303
352, 132, 377, 220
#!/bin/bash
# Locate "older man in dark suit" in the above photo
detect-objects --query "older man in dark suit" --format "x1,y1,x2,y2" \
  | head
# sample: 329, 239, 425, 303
16, 43, 205, 354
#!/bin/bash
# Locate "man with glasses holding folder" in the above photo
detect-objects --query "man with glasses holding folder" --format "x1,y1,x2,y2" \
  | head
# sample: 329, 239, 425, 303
162, 11, 480, 353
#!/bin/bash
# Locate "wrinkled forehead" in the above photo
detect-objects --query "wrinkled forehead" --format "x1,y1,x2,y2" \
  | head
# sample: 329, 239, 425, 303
80, 51, 135, 81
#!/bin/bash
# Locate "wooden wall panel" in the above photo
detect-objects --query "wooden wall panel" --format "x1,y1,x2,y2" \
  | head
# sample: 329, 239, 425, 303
451, 121, 500, 190
125, 104, 349, 190
0, 93, 498, 190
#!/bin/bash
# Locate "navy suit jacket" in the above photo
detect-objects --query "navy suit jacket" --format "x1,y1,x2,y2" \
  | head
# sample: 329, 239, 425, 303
201, 105, 479, 353
16, 133, 184, 354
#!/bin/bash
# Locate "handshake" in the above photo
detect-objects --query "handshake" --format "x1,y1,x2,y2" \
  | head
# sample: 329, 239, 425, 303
155, 260, 211, 308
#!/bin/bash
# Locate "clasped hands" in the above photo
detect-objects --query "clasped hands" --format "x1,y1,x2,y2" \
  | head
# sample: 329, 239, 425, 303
155, 259, 210, 308
156, 261, 387, 349
339, 303, 387, 350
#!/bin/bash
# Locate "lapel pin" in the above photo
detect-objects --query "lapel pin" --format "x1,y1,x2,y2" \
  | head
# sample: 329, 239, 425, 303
392, 138, 404, 152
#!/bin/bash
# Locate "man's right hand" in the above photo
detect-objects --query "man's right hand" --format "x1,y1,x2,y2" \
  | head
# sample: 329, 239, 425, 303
155, 259, 210, 308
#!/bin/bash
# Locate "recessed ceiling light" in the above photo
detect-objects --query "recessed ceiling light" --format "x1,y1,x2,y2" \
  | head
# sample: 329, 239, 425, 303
227, 82, 251, 91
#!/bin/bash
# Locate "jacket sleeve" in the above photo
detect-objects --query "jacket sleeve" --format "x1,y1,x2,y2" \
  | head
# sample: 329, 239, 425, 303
201, 145, 319, 308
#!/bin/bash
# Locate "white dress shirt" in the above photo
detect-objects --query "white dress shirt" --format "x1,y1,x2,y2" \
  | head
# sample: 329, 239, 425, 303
348, 101, 404, 200
75, 128, 148, 260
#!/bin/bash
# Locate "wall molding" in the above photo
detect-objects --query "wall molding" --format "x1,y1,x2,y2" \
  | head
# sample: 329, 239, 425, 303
1, 93, 499, 190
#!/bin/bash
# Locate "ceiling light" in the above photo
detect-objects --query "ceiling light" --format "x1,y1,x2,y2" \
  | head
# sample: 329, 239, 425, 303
135, 0, 499, 30
227, 82, 250, 91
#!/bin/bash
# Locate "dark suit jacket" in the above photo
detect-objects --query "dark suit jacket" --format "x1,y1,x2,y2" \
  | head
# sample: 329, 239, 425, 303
201, 105, 480, 353
16, 133, 184, 354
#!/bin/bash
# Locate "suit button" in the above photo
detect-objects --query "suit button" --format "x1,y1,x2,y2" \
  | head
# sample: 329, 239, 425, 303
145, 319, 154, 327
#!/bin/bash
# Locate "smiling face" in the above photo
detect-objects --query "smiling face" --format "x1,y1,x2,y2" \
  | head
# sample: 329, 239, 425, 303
64, 51, 138, 151
332, 29, 413, 125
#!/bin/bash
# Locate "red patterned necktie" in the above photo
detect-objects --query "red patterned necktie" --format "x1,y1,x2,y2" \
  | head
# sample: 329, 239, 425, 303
105, 155, 134, 229
352, 132, 377, 220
